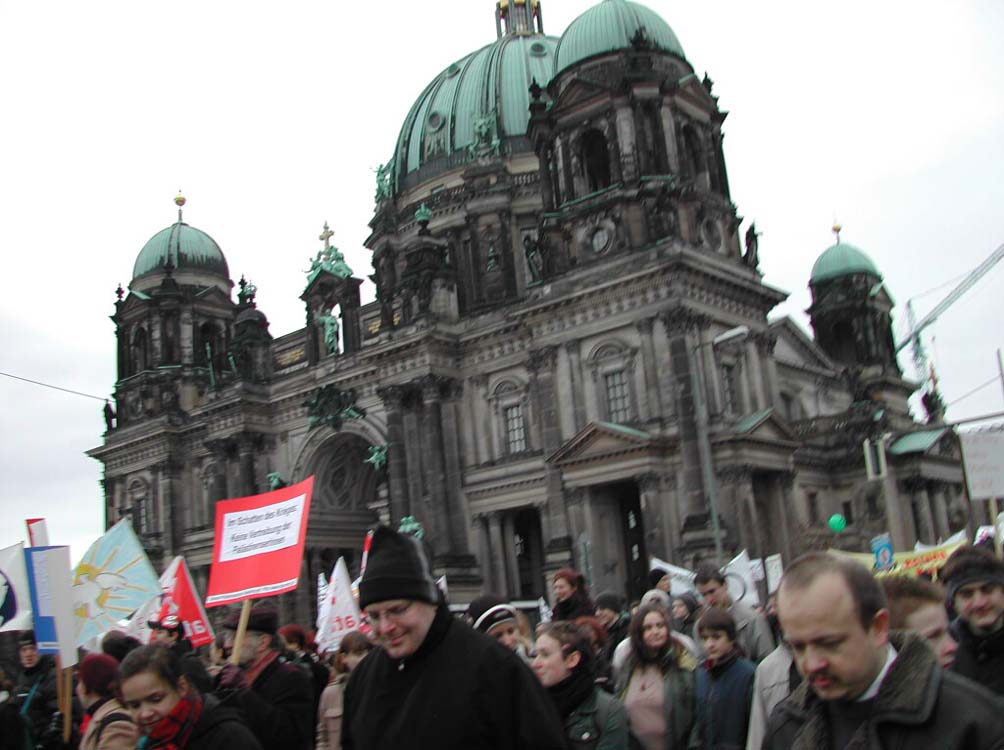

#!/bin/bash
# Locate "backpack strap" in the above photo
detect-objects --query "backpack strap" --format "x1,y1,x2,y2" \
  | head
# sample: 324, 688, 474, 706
94, 711, 134, 744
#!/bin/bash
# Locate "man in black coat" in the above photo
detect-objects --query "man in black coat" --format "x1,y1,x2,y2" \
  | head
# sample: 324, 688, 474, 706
940, 545, 1004, 695
215, 601, 314, 750
11, 631, 59, 745
762, 552, 1004, 750
342, 526, 566, 750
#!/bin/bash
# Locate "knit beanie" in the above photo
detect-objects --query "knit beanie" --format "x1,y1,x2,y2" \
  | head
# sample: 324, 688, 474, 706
467, 594, 517, 633
594, 591, 624, 614
640, 589, 671, 611
941, 545, 1004, 601
359, 526, 439, 610
17, 630, 36, 648
649, 569, 670, 589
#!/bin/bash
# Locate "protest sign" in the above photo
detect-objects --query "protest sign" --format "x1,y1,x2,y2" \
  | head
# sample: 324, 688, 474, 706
0, 542, 32, 631
765, 554, 784, 594
830, 539, 964, 579
649, 556, 697, 595
25, 546, 77, 666
26, 518, 50, 547
73, 519, 161, 646
316, 572, 329, 630
316, 557, 363, 653
206, 477, 314, 606
725, 549, 761, 607
960, 430, 1004, 500
158, 557, 214, 647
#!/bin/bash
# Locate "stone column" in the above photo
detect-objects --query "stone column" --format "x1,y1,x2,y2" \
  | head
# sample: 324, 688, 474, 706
932, 484, 952, 540
206, 439, 230, 508
157, 462, 177, 558
419, 376, 452, 557
477, 515, 495, 592
745, 340, 767, 411
439, 379, 470, 553
660, 103, 680, 173
909, 479, 937, 545
777, 474, 796, 563
502, 513, 521, 599
563, 340, 587, 432
636, 317, 662, 422
237, 433, 260, 497
377, 385, 411, 523
637, 473, 667, 561
615, 105, 638, 183
488, 512, 508, 595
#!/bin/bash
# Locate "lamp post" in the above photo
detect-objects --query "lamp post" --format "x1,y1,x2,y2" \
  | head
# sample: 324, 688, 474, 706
690, 325, 750, 565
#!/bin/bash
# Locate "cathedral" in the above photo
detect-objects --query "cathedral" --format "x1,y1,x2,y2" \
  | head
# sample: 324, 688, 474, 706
89, 0, 971, 624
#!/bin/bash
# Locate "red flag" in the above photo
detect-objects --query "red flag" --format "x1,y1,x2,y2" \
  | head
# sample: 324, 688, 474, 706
159, 557, 214, 648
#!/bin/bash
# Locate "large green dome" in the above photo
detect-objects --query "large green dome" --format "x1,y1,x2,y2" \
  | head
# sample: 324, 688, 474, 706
391, 32, 559, 195
132, 221, 229, 282
554, 0, 686, 77
810, 242, 882, 284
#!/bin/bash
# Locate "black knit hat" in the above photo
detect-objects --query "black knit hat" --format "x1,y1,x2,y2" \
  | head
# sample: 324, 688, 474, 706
17, 630, 37, 648
467, 594, 517, 633
649, 568, 670, 589
594, 591, 625, 613
359, 526, 439, 610
941, 545, 1004, 601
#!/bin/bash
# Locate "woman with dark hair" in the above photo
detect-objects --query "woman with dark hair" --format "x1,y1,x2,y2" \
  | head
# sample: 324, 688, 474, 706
671, 593, 701, 634
551, 568, 595, 621
316, 631, 373, 750
76, 653, 138, 750
532, 621, 628, 750
120, 645, 262, 750
616, 604, 699, 750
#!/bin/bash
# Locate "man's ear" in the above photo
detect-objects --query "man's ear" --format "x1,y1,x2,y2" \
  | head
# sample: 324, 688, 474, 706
870, 608, 891, 643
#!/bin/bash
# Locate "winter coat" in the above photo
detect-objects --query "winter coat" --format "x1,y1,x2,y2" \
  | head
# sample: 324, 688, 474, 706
616, 647, 700, 750
553, 593, 596, 622
564, 686, 630, 750
314, 676, 346, 750
0, 692, 27, 750
761, 631, 1004, 750
342, 603, 566, 750
602, 613, 631, 665
12, 656, 59, 742
745, 643, 794, 750
693, 603, 774, 664
950, 617, 1004, 696
217, 653, 314, 750
695, 652, 755, 750
79, 698, 138, 750
186, 694, 263, 750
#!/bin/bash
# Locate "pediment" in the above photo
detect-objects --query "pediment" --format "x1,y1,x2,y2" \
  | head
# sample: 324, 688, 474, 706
552, 78, 610, 112
548, 421, 658, 466
193, 285, 233, 305
770, 317, 837, 373
729, 408, 798, 445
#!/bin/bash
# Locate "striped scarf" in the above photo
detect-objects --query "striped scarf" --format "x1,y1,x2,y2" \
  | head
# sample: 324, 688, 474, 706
140, 690, 203, 750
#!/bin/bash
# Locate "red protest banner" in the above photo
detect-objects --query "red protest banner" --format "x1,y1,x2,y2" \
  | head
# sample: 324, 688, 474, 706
205, 478, 314, 607
159, 557, 215, 647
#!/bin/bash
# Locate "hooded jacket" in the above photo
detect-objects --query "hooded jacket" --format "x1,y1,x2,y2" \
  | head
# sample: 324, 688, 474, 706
342, 602, 566, 750
950, 617, 1004, 696
761, 631, 1004, 750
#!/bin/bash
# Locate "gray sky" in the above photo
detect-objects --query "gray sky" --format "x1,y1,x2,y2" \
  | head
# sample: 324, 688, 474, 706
2, 0, 1002, 561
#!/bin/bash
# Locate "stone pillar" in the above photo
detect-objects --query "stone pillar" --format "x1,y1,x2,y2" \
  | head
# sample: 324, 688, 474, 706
502, 513, 521, 599
660, 103, 680, 173
377, 385, 411, 523
563, 341, 587, 433
206, 440, 230, 508
419, 376, 452, 557
883, 473, 914, 551
761, 334, 781, 410
157, 463, 177, 559
477, 515, 495, 592
488, 512, 508, 595
746, 340, 767, 411
636, 317, 662, 422
777, 474, 796, 563
440, 379, 470, 554
932, 484, 952, 540
909, 479, 937, 545
237, 433, 259, 497
615, 105, 638, 183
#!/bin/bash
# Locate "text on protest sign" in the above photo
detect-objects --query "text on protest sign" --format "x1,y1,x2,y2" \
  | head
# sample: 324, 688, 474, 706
206, 477, 314, 607
960, 431, 1004, 501
25, 546, 77, 666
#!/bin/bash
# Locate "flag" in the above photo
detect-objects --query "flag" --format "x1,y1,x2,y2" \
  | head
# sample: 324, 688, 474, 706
316, 572, 329, 630
0, 542, 32, 631
538, 597, 551, 623
724, 549, 761, 607
649, 556, 697, 595
121, 595, 162, 644
316, 558, 364, 653
73, 519, 160, 646
26, 518, 49, 547
158, 557, 214, 648
25, 546, 77, 666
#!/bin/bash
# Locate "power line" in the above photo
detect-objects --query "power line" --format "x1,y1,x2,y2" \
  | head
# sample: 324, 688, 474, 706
0, 370, 107, 402
947, 375, 1002, 408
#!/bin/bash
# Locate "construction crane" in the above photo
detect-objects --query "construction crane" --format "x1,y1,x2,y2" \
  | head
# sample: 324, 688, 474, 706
897, 241, 1004, 389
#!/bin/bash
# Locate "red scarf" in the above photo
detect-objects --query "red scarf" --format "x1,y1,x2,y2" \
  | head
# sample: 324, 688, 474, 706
142, 690, 203, 750
245, 649, 280, 687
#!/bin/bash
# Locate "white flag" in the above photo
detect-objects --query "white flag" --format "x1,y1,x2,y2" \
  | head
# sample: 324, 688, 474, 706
649, 556, 697, 595
316, 558, 364, 653
538, 597, 551, 623
724, 549, 761, 607
0, 542, 33, 631
121, 595, 162, 644
316, 572, 329, 630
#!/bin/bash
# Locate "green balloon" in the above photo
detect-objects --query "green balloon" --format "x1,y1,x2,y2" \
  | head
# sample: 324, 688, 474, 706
828, 513, 847, 533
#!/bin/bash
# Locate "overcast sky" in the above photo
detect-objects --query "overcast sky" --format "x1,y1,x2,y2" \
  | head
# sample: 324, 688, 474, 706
1, 0, 1002, 562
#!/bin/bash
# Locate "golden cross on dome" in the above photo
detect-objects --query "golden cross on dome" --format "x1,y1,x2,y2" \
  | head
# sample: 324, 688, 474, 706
175, 190, 186, 222
832, 221, 842, 244
319, 221, 334, 249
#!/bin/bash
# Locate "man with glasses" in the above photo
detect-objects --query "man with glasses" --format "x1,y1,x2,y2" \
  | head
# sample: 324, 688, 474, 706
341, 525, 565, 749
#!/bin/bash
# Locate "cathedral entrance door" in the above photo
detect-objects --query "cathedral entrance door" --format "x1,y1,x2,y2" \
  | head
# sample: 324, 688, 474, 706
617, 483, 649, 601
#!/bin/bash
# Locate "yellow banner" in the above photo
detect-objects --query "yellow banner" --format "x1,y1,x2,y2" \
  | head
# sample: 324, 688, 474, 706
829, 541, 964, 579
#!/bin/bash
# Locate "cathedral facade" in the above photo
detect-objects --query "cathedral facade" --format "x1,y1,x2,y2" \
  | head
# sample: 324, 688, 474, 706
89, 0, 972, 623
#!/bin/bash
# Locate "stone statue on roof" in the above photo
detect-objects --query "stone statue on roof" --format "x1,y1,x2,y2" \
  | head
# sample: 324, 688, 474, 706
375, 162, 394, 203
318, 312, 340, 356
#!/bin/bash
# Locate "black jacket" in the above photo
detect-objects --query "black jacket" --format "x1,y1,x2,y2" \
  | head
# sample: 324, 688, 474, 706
696, 652, 756, 750
342, 603, 567, 750
950, 618, 1004, 696
187, 695, 263, 750
12, 656, 58, 741
602, 612, 631, 665
762, 631, 1004, 750
217, 655, 314, 750
172, 639, 213, 695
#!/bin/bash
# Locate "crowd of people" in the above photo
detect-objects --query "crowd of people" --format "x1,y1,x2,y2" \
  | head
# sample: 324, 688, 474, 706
5, 528, 1004, 749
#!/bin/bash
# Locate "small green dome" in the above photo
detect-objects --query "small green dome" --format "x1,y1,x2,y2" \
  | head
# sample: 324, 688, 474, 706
810, 242, 882, 284
554, 0, 686, 77
132, 221, 229, 282
391, 33, 559, 195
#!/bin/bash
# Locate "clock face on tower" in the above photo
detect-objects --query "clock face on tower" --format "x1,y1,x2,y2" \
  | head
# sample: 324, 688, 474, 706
591, 227, 611, 253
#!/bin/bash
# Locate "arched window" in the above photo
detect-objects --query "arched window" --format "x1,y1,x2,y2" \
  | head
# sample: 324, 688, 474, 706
488, 380, 530, 458
130, 327, 148, 374
580, 129, 611, 193
587, 341, 639, 424
680, 125, 706, 182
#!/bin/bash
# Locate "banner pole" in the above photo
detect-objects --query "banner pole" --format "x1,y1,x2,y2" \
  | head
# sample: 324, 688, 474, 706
229, 599, 253, 666
63, 667, 72, 743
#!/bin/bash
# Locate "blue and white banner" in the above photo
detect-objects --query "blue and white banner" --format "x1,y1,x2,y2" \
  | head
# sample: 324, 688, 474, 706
25, 545, 77, 666
0, 542, 32, 631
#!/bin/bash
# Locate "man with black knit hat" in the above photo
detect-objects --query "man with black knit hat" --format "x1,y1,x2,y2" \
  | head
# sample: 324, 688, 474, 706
12, 630, 60, 746
941, 544, 1004, 695
214, 600, 314, 750
467, 593, 526, 655
594, 591, 630, 663
342, 526, 566, 750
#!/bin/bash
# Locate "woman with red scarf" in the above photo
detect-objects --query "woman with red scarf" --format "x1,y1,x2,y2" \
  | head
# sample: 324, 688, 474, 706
120, 645, 262, 750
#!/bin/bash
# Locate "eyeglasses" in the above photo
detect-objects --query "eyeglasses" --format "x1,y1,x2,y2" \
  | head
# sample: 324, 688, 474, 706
364, 601, 414, 625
